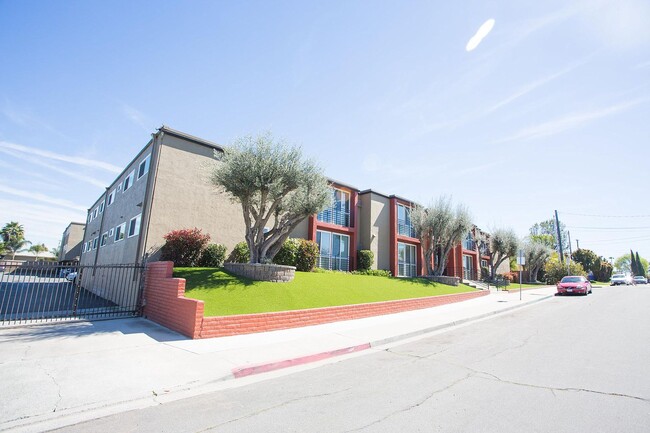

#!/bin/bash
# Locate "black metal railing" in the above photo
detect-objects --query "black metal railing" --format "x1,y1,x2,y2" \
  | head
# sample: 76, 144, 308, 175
317, 208, 350, 227
0, 261, 144, 325
317, 255, 350, 272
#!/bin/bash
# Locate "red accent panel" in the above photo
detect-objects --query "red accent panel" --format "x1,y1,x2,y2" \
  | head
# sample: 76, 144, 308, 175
389, 197, 397, 276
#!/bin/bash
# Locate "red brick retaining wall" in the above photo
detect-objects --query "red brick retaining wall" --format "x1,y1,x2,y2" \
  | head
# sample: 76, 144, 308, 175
143, 261, 489, 339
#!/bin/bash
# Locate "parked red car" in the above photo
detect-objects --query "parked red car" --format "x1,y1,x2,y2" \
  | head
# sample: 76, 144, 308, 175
557, 276, 592, 296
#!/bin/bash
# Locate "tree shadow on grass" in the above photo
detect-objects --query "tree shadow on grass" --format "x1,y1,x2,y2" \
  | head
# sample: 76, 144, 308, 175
173, 267, 256, 292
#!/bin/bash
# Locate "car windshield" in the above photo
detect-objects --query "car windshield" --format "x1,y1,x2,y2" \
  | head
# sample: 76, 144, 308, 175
561, 277, 582, 283
612, 274, 625, 278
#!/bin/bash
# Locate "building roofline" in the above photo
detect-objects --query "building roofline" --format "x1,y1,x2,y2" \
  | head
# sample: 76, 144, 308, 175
358, 189, 419, 206
327, 177, 359, 192
159, 125, 224, 152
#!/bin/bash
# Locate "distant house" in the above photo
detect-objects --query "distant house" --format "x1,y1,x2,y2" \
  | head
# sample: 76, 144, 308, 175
79, 126, 505, 281
58, 222, 85, 261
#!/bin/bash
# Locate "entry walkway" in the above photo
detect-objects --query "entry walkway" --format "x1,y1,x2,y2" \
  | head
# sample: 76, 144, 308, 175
0, 286, 556, 432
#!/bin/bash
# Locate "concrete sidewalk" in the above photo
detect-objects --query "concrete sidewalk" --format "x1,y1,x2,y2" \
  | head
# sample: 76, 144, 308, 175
0, 286, 556, 432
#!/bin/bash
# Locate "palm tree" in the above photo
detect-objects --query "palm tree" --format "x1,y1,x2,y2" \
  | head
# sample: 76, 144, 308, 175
29, 243, 49, 261
1, 221, 25, 243
5, 238, 31, 260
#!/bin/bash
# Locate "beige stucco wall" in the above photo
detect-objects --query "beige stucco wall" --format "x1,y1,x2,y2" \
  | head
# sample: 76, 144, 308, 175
144, 135, 246, 260
358, 192, 391, 271
60, 223, 85, 261
80, 143, 152, 267
290, 219, 309, 240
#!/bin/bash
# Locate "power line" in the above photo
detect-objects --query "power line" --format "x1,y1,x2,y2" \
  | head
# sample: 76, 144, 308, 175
559, 211, 650, 218
566, 226, 650, 230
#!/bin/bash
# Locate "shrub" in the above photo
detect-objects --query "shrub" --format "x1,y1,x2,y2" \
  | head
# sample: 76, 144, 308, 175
357, 250, 374, 272
296, 239, 319, 272
198, 243, 227, 267
273, 238, 300, 266
351, 269, 392, 277
227, 241, 250, 263
160, 228, 210, 267
544, 256, 586, 284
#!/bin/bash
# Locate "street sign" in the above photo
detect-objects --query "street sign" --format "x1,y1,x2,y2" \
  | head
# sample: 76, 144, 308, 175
517, 250, 525, 265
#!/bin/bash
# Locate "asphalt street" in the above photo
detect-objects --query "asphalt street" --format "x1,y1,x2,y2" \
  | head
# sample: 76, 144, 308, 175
54, 284, 650, 433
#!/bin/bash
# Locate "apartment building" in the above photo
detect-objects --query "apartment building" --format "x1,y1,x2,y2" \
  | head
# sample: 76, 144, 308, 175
58, 222, 85, 261
79, 126, 503, 284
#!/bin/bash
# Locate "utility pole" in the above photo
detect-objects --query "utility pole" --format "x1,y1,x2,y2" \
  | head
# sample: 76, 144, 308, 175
576, 239, 579, 250
555, 210, 564, 264
567, 231, 572, 273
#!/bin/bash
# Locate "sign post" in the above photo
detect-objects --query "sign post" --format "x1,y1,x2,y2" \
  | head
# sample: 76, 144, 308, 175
516, 250, 526, 301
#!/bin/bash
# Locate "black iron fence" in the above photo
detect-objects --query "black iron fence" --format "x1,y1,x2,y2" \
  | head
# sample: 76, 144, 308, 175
0, 261, 144, 325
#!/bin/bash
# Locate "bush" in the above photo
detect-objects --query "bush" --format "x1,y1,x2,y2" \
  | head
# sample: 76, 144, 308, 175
160, 228, 210, 267
227, 241, 250, 263
198, 243, 227, 267
273, 238, 300, 266
296, 239, 319, 272
357, 250, 374, 272
351, 269, 392, 277
544, 255, 586, 284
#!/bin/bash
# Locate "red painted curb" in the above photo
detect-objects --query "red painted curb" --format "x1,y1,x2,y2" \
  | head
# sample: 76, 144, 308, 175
232, 343, 372, 378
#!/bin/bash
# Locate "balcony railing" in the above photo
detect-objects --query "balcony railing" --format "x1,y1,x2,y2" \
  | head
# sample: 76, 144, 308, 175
398, 263, 417, 277
463, 239, 476, 250
317, 255, 350, 272
317, 208, 350, 227
397, 220, 416, 238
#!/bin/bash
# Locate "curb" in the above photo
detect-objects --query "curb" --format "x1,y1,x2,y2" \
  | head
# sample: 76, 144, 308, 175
227, 291, 555, 378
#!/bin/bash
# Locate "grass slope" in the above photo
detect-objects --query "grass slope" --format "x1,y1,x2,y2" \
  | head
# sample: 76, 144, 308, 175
174, 268, 477, 316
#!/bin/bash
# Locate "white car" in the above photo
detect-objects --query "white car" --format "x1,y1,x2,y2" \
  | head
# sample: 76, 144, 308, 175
610, 274, 632, 286
65, 271, 78, 282
633, 276, 648, 285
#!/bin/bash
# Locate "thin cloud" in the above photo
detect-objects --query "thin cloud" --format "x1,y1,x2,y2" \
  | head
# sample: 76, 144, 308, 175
466, 19, 496, 52
123, 104, 155, 132
493, 98, 647, 144
0, 141, 122, 173
484, 59, 588, 115
0, 184, 87, 212
0, 148, 110, 188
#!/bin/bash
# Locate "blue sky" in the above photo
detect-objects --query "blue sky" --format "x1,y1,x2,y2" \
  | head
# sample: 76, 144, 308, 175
1, 0, 649, 261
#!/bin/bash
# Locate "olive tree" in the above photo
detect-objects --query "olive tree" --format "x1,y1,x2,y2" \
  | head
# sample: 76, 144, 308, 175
523, 238, 552, 282
412, 196, 472, 276
488, 227, 519, 279
211, 133, 331, 264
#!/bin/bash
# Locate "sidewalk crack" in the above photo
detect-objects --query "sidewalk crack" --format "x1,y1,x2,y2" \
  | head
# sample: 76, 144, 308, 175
36, 360, 63, 412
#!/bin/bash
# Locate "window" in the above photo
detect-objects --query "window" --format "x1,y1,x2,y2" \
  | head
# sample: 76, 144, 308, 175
317, 188, 351, 226
100, 232, 108, 247
82, 243, 86, 253
92, 237, 99, 250
316, 230, 350, 271
128, 214, 141, 238
463, 255, 474, 280
397, 204, 416, 238
93, 208, 98, 219
123, 170, 135, 192
481, 259, 488, 269
463, 232, 476, 250
107, 189, 115, 206
109, 228, 114, 237
99, 202, 104, 213
397, 242, 417, 277
87, 213, 92, 223
137, 154, 150, 180
86, 241, 92, 252
114, 223, 126, 242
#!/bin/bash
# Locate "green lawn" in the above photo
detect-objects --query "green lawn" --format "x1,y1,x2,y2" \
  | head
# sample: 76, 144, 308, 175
173, 268, 477, 316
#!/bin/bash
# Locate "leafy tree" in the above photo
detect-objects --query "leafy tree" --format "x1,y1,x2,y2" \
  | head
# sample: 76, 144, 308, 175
572, 248, 598, 272
412, 196, 472, 276
544, 252, 587, 284
273, 238, 300, 266
614, 255, 631, 273
523, 239, 552, 282
630, 250, 638, 275
529, 219, 568, 252
28, 243, 49, 260
488, 228, 519, 280
1, 221, 25, 244
50, 246, 61, 258
198, 244, 227, 267
211, 133, 331, 264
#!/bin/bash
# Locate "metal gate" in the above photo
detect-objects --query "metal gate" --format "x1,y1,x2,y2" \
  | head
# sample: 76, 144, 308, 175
0, 261, 144, 325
